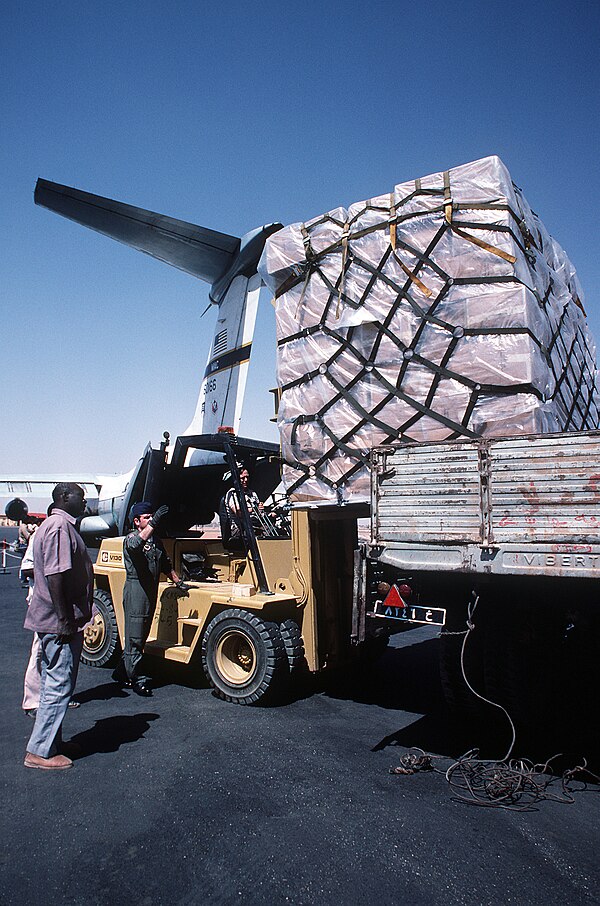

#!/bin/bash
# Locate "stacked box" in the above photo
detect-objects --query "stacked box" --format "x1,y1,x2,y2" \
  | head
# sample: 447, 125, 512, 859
258, 156, 599, 503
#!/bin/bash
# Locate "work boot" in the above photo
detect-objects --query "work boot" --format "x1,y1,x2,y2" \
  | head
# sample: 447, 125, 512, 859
24, 752, 73, 771
132, 681, 152, 697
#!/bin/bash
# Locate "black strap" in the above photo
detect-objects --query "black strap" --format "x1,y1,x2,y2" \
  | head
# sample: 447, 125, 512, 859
274, 180, 599, 498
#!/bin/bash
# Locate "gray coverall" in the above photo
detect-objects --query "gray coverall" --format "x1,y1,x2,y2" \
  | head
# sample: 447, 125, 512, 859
121, 531, 171, 684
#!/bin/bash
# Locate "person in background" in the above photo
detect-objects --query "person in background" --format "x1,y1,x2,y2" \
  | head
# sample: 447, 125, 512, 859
18, 518, 37, 551
112, 502, 182, 697
23, 483, 93, 771
19, 521, 33, 587
20, 514, 44, 714
19, 516, 43, 602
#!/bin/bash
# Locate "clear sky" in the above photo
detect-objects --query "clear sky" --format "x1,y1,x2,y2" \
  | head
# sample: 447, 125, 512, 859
2, 0, 599, 476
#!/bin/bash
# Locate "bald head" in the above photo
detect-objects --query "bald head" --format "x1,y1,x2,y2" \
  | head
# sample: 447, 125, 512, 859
52, 483, 86, 518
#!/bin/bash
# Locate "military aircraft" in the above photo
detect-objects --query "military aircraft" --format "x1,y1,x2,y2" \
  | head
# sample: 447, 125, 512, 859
34, 179, 283, 438
2, 180, 285, 538
1, 477, 101, 525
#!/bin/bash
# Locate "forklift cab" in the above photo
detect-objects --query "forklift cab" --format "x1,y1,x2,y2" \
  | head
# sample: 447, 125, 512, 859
131, 433, 289, 594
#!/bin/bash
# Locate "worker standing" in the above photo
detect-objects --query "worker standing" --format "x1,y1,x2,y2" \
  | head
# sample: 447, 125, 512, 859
23, 483, 92, 771
112, 502, 181, 696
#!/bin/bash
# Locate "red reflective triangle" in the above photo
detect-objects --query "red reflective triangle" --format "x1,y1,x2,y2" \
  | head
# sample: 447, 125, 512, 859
382, 585, 406, 609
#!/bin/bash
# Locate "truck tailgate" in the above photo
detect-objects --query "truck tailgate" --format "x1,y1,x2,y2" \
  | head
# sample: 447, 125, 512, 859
372, 430, 600, 549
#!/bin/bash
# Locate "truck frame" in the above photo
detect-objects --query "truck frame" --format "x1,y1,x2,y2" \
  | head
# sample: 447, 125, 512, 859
358, 429, 600, 721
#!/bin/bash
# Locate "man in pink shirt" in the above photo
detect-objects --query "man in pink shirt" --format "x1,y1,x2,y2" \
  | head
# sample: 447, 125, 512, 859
24, 483, 93, 771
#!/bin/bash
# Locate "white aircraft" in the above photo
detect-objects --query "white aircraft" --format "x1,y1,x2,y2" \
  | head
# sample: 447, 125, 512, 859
2, 180, 284, 538
1, 478, 101, 524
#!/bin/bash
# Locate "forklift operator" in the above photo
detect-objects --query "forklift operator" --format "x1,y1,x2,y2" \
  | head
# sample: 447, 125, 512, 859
224, 467, 264, 540
112, 501, 181, 696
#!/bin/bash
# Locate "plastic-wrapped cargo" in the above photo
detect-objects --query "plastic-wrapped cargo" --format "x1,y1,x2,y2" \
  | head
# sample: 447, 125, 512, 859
258, 156, 600, 503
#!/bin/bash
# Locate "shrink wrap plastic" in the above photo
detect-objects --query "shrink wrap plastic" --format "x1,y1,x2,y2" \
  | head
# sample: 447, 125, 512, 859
259, 156, 599, 503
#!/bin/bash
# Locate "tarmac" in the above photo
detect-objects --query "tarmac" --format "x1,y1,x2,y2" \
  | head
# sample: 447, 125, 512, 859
1, 526, 599, 906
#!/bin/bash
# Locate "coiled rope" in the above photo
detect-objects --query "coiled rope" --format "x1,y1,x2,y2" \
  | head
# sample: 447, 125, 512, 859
390, 594, 600, 811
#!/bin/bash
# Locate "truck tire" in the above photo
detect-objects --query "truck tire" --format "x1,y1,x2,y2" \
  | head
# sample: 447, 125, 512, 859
81, 589, 121, 668
358, 632, 391, 666
280, 619, 305, 671
482, 603, 563, 729
439, 621, 485, 718
201, 609, 287, 705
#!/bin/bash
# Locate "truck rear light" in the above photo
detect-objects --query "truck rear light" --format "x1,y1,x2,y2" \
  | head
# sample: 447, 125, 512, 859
382, 585, 407, 609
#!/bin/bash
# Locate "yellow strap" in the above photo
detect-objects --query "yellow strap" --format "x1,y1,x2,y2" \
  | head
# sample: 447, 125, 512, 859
294, 223, 315, 318
443, 170, 453, 224
451, 225, 517, 264
294, 264, 312, 318
389, 192, 397, 250
392, 251, 433, 298
337, 224, 350, 318
301, 223, 313, 257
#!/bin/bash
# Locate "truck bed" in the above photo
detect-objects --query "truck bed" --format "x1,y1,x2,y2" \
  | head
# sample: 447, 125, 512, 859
370, 430, 600, 579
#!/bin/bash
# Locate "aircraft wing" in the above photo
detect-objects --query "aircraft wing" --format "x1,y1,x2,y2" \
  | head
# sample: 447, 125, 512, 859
34, 178, 240, 285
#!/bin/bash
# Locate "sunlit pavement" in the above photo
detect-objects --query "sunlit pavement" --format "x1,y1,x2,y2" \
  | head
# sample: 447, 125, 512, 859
1, 527, 599, 906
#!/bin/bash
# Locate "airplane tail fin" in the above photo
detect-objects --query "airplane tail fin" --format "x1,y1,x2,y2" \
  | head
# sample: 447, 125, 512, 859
34, 178, 240, 286
34, 177, 284, 440
182, 272, 262, 436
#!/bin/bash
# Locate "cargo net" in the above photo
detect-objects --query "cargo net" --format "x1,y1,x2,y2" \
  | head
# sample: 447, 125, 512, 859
258, 156, 600, 503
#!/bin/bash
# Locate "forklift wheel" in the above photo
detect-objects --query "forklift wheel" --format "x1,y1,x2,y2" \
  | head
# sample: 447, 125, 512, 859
81, 589, 121, 668
280, 619, 305, 671
201, 609, 286, 705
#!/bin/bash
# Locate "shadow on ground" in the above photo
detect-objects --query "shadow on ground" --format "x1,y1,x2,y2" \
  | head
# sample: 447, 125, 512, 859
74, 681, 132, 704
324, 637, 442, 713
70, 713, 159, 757
326, 637, 600, 771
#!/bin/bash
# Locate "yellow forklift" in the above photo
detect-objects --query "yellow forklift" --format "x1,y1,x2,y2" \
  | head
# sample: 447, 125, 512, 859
82, 433, 387, 704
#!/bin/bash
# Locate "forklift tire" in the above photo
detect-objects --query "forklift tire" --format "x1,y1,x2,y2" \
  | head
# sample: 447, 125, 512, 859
280, 619, 305, 671
201, 609, 287, 705
81, 589, 121, 668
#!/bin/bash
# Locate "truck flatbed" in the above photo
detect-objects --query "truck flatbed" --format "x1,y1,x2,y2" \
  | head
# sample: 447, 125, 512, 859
370, 430, 600, 580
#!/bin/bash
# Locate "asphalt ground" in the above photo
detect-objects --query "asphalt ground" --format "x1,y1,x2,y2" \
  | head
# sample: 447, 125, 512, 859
1, 527, 599, 906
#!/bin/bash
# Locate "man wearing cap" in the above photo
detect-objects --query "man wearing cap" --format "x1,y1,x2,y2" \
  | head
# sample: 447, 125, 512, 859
23, 483, 93, 771
112, 502, 181, 696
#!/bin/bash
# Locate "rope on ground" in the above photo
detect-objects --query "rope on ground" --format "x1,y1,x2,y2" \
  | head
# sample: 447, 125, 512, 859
445, 752, 600, 811
390, 593, 600, 811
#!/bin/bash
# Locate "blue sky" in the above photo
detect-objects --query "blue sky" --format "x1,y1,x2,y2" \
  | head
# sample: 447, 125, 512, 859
2, 0, 599, 475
